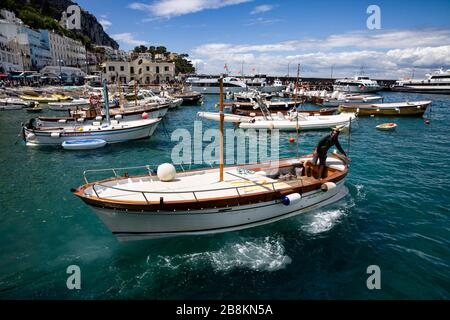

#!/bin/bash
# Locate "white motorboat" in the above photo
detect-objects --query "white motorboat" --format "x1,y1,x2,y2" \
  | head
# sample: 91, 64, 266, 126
321, 91, 384, 107
392, 68, 450, 94
23, 118, 161, 146
333, 75, 382, 93
198, 111, 357, 131
48, 98, 90, 111
188, 77, 247, 94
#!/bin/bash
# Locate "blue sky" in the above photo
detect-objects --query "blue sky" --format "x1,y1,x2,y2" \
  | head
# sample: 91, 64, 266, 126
76, 0, 450, 78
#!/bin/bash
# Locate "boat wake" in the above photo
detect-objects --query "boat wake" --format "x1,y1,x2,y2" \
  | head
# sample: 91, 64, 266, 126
155, 236, 292, 272
300, 208, 347, 234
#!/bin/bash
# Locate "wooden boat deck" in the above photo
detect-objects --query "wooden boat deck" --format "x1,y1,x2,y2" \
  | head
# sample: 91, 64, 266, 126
84, 156, 347, 204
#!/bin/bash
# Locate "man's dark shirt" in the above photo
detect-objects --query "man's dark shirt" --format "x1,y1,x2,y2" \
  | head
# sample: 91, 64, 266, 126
316, 133, 347, 157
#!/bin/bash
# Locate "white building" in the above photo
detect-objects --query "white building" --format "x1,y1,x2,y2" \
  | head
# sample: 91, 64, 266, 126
46, 30, 86, 68
40, 65, 85, 83
103, 57, 175, 84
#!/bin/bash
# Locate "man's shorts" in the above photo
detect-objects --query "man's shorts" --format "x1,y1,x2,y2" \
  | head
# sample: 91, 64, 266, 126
312, 152, 327, 166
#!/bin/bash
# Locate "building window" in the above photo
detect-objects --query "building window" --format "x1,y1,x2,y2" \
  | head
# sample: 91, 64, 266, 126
164, 66, 169, 72
130, 67, 134, 74
108, 66, 115, 72
146, 66, 150, 72
156, 66, 160, 74
120, 66, 124, 71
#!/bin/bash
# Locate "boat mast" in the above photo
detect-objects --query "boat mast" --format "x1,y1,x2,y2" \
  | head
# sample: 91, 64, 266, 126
102, 79, 110, 124
219, 76, 224, 182
295, 64, 300, 159
134, 80, 137, 107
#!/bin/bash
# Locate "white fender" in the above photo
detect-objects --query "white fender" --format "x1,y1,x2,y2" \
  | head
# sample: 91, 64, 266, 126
321, 182, 336, 192
281, 193, 302, 206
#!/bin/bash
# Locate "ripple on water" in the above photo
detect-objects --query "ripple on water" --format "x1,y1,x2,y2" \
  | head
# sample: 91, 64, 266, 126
155, 236, 292, 273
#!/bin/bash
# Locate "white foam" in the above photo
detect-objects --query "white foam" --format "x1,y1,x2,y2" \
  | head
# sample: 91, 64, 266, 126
156, 236, 291, 272
301, 209, 346, 234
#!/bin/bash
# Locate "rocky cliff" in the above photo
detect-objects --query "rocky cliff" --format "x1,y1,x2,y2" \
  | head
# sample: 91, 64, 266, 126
7, 0, 119, 49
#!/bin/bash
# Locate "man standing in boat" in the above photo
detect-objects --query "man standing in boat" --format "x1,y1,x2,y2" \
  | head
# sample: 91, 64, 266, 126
310, 126, 349, 179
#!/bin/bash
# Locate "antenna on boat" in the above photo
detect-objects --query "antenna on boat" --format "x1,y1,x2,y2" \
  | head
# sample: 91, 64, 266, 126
102, 79, 110, 124
219, 75, 225, 182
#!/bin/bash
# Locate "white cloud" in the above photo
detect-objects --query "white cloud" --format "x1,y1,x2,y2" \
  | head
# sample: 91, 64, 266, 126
190, 29, 450, 78
99, 18, 112, 30
129, 0, 253, 18
111, 33, 148, 46
250, 4, 274, 15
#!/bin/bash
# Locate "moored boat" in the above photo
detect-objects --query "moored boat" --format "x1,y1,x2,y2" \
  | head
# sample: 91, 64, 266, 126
173, 91, 203, 105
71, 155, 349, 241
338, 100, 431, 116
62, 139, 107, 150
48, 98, 90, 111
198, 111, 357, 131
376, 123, 397, 131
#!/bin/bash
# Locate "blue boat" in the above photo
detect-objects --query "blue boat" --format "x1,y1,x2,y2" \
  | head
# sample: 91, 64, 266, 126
62, 139, 107, 150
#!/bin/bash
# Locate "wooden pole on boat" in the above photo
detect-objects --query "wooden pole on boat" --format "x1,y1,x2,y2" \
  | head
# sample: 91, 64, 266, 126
347, 116, 352, 156
219, 76, 224, 182
295, 64, 300, 159
102, 79, 110, 124
134, 80, 137, 107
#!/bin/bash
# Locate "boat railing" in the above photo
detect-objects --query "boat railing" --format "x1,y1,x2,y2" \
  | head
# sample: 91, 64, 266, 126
90, 179, 284, 205
83, 164, 188, 184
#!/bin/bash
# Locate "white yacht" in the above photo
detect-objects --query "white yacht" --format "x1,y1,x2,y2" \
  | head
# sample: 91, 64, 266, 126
333, 75, 382, 93
392, 69, 450, 94
187, 77, 247, 94
245, 76, 285, 93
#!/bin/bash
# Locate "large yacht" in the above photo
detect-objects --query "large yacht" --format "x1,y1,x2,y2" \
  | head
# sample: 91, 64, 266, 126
187, 77, 247, 94
391, 69, 450, 94
333, 75, 382, 93
245, 75, 285, 93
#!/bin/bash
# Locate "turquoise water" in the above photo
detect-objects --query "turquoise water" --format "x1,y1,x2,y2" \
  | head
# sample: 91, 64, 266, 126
0, 92, 449, 299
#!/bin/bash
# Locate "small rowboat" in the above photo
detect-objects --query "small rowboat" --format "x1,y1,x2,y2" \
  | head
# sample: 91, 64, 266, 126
62, 139, 107, 150
376, 123, 397, 131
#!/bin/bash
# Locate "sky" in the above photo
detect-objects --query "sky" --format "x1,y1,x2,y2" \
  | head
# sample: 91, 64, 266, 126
75, 0, 450, 79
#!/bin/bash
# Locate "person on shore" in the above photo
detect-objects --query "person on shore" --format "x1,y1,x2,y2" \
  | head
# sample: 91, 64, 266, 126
309, 126, 349, 179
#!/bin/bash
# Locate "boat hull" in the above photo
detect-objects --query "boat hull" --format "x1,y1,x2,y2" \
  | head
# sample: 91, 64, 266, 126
189, 86, 244, 95
24, 120, 160, 146
333, 84, 383, 93
391, 86, 450, 94
338, 101, 430, 116
89, 181, 347, 241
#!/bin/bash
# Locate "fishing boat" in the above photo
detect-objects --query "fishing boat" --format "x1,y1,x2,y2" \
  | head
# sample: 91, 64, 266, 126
376, 123, 397, 131
245, 76, 285, 93
198, 111, 356, 131
22, 80, 162, 146
338, 100, 431, 116
62, 139, 107, 150
71, 155, 349, 241
48, 98, 90, 111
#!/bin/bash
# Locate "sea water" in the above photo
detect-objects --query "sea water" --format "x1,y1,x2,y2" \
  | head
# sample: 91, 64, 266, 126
0, 92, 448, 299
